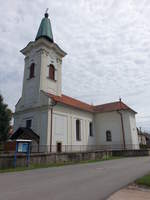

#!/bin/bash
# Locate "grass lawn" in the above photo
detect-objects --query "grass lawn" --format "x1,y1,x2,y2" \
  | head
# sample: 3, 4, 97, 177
135, 174, 150, 187
0, 155, 123, 173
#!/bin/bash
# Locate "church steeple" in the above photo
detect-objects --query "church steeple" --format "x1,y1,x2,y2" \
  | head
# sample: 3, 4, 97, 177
20, 10, 67, 102
35, 10, 54, 42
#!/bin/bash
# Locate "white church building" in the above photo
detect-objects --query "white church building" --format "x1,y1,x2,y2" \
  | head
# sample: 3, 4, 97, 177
13, 12, 139, 152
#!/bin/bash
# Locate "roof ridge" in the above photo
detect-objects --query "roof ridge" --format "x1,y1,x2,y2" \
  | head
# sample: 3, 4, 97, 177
61, 94, 93, 107
94, 101, 120, 108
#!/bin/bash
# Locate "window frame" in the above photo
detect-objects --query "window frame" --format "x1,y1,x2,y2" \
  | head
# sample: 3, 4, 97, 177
89, 122, 93, 137
76, 119, 81, 141
29, 63, 35, 79
106, 130, 112, 142
26, 119, 32, 129
49, 64, 55, 81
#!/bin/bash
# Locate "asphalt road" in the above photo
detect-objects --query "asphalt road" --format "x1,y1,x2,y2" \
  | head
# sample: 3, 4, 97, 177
0, 157, 150, 200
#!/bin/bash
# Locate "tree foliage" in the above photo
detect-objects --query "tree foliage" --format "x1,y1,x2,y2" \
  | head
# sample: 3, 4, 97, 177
0, 94, 12, 142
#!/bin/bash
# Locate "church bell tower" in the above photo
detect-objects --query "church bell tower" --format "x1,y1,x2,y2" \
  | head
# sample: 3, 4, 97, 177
19, 11, 67, 108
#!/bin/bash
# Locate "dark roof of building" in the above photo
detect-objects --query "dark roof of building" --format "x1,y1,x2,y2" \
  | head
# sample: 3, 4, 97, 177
10, 127, 40, 143
45, 92, 136, 114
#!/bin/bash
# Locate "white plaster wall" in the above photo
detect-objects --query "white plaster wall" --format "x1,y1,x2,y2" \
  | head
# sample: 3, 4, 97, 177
52, 113, 68, 145
48, 104, 95, 151
40, 111, 48, 146
15, 40, 63, 113
14, 111, 36, 132
21, 48, 41, 108
121, 111, 139, 149
40, 47, 62, 96
94, 111, 123, 149
129, 113, 139, 149
94, 111, 139, 149
122, 111, 132, 146
13, 108, 48, 146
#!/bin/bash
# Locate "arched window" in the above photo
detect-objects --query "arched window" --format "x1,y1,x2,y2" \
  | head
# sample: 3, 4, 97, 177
29, 63, 35, 79
106, 130, 112, 142
89, 122, 93, 137
49, 64, 55, 80
76, 119, 81, 141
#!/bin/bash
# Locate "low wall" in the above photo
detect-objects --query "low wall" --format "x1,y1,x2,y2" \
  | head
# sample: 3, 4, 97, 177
112, 149, 150, 157
0, 149, 150, 169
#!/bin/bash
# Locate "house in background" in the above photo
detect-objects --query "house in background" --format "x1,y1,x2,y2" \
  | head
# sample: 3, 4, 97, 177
137, 128, 147, 146
144, 133, 150, 147
138, 128, 150, 147
12, 11, 139, 152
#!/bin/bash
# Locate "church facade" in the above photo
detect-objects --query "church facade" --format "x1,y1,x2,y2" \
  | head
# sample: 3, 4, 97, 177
13, 12, 139, 152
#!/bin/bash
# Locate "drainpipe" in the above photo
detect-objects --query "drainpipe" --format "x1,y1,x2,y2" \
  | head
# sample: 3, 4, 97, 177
117, 98, 126, 150
50, 101, 57, 153
117, 111, 126, 149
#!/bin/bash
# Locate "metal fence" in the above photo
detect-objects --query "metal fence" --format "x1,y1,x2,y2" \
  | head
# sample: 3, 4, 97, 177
0, 142, 4, 152
30, 144, 140, 153
0, 142, 145, 154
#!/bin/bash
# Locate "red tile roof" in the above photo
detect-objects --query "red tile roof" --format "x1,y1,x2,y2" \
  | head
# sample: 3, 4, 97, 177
94, 101, 137, 113
47, 93, 94, 112
45, 92, 136, 114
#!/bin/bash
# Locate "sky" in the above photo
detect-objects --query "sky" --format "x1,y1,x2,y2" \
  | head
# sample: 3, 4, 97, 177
0, 0, 150, 131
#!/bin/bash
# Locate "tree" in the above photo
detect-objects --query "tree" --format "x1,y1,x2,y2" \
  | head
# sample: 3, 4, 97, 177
0, 94, 12, 142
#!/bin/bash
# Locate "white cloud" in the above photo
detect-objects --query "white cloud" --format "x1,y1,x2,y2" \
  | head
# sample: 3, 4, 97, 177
0, 0, 150, 131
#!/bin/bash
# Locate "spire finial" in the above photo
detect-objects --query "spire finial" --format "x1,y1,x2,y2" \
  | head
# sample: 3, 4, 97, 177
45, 8, 49, 18
35, 8, 54, 42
